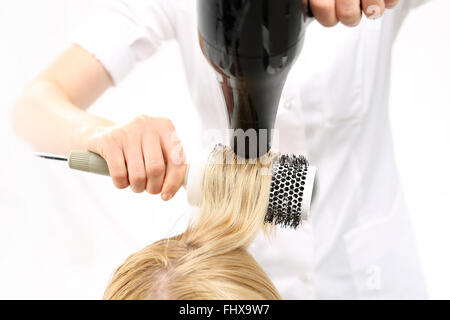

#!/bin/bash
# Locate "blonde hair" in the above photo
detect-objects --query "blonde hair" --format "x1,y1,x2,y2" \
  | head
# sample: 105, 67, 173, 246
103, 146, 281, 300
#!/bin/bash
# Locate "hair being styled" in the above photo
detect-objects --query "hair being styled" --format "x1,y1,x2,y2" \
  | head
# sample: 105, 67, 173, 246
103, 146, 281, 300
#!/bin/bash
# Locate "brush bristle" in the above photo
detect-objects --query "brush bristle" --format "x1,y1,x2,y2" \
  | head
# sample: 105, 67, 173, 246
211, 144, 310, 229
265, 154, 309, 229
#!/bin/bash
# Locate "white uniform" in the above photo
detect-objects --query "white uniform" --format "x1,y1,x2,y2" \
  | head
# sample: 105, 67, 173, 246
72, 0, 430, 299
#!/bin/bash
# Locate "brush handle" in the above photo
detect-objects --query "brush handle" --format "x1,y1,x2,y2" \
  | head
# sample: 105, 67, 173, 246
68, 151, 110, 176
67, 150, 206, 206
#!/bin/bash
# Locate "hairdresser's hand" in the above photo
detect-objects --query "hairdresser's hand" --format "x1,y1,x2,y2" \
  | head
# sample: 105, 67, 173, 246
309, 0, 400, 27
86, 115, 187, 200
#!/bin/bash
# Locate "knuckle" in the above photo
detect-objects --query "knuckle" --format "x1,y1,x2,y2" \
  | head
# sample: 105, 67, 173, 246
135, 114, 152, 125
113, 178, 129, 189
124, 121, 141, 136
339, 11, 361, 26
130, 172, 147, 185
313, 0, 334, 12
115, 184, 128, 190
310, 0, 337, 27
111, 170, 128, 183
109, 129, 125, 143
157, 117, 174, 129
146, 162, 166, 177
328, 20, 339, 27
130, 185, 145, 193
338, 8, 359, 21
384, 0, 398, 7
103, 140, 120, 154
127, 116, 150, 135
93, 134, 111, 150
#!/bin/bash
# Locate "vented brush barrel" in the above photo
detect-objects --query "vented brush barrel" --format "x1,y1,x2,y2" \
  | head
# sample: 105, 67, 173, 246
266, 154, 317, 228
198, 0, 311, 158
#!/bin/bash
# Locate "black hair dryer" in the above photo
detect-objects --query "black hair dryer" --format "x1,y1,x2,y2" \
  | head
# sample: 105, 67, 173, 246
198, 0, 313, 158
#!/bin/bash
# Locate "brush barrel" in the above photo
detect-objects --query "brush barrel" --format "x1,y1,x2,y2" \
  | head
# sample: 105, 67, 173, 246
265, 155, 317, 226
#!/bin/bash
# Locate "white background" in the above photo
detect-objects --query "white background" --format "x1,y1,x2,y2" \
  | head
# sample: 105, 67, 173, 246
0, 0, 449, 299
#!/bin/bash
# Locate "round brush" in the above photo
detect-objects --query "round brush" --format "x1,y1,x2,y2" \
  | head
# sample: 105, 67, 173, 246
36, 149, 317, 226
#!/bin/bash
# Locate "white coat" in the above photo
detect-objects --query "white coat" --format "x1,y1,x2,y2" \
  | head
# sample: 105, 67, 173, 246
72, 0, 430, 299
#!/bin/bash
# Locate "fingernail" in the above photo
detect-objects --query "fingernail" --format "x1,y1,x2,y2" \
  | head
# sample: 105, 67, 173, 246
367, 5, 382, 20
385, 0, 399, 9
162, 193, 172, 201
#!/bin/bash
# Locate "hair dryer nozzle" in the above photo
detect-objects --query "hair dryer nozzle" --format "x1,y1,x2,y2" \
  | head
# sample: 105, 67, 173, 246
198, 0, 310, 158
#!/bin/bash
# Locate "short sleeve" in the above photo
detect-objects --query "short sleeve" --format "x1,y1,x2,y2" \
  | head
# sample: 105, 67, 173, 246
71, 0, 177, 85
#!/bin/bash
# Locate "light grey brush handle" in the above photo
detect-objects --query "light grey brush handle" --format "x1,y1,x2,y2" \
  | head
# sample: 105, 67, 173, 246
68, 151, 110, 176
67, 150, 197, 202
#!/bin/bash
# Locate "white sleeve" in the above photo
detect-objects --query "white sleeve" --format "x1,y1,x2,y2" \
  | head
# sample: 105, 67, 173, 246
405, 0, 433, 9
396, 0, 433, 16
389, 0, 433, 37
71, 0, 177, 85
